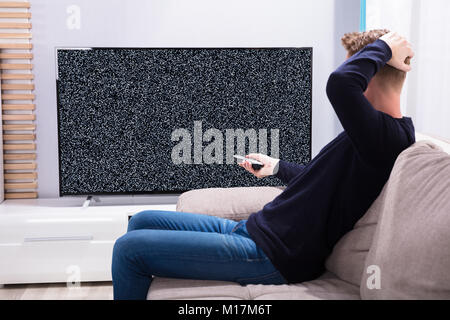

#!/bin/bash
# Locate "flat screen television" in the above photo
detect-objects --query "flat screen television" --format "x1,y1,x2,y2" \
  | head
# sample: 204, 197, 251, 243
56, 47, 312, 195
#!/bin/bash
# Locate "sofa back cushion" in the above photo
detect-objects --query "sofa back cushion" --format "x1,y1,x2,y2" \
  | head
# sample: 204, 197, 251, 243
360, 141, 450, 299
326, 141, 450, 293
325, 191, 382, 286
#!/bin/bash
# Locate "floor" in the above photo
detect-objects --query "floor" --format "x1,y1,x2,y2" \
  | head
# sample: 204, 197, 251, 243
0, 282, 113, 300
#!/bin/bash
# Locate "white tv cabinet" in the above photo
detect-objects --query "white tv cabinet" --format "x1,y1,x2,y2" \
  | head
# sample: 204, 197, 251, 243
0, 197, 177, 285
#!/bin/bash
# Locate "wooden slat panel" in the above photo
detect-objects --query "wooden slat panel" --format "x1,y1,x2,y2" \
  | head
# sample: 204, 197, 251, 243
0, 12, 31, 19
0, 1, 37, 200
2, 93, 35, 100
0, 22, 31, 29
0, 43, 32, 49
0, 63, 33, 70
1, 84, 34, 90
5, 182, 37, 190
0, 53, 33, 59
5, 192, 38, 199
0, 2, 31, 8
3, 124, 35, 130
4, 162, 36, 170
2, 114, 35, 120
3, 143, 36, 150
2, 104, 35, 110
3, 133, 35, 140
0, 33, 32, 39
3, 153, 36, 160
1, 73, 34, 80
4, 172, 37, 179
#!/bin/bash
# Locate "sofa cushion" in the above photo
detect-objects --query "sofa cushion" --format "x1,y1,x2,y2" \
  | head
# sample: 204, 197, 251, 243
147, 272, 360, 300
325, 196, 380, 287
247, 272, 360, 300
147, 277, 250, 300
360, 141, 450, 299
176, 186, 284, 221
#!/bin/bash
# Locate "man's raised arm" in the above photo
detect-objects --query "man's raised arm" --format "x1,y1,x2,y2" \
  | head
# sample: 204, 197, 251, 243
326, 33, 413, 163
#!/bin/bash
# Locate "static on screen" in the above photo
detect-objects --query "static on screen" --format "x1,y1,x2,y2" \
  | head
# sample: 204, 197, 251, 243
56, 48, 312, 195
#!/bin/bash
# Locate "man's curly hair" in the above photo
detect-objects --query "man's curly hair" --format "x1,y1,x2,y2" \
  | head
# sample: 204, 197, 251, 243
341, 29, 409, 91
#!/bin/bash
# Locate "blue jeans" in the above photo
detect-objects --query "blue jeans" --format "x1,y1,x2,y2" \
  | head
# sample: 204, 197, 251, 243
111, 210, 287, 300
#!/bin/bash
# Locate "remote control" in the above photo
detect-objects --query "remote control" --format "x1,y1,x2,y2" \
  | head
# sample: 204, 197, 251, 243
233, 155, 264, 171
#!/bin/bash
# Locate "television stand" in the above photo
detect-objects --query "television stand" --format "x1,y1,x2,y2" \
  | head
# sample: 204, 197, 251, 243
0, 197, 177, 285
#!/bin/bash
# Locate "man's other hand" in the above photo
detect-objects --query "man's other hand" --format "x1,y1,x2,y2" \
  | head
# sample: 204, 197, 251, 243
379, 31, 414, 72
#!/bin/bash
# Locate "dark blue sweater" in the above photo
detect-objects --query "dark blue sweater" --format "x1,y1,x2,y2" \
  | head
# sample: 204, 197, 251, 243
246, 39, 416, 284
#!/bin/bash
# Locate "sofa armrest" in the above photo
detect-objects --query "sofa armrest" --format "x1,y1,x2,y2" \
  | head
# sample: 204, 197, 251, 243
176, 186, 285, 221
416, 132, 450, 154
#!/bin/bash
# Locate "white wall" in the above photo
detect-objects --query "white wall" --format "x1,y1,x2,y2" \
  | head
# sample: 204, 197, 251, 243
31, 0, 360, 198
367, 0, 450, 141
366, 0, 414, 117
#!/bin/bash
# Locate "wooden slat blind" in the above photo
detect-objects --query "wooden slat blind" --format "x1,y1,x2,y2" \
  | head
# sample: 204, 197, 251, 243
3, 123, 35, 130
1, 1, 37, 199
4, 172, 36, 179
0, 12, 31, 18
2, 103, 35, 110
3, 133, 35, 140
0, 63, 33, 69
0, 2, 31, 8
2, 83, 34, 90
5, 192, 35, 199
0, 52, 32, 59
0, 32, 32, 39
0, 42, 32, 49
0, 22, 31, 29
3, 143, 36, 150
2, 93, 35, 100
3, 152, 35, 160
1, 73, 34, 80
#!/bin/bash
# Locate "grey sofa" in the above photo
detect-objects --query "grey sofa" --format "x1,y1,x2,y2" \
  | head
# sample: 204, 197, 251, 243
147, 139, 450, 300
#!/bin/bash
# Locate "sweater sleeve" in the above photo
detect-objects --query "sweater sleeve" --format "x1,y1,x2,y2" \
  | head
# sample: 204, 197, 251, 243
326, 39, 396, 164
274, 160, 306, 185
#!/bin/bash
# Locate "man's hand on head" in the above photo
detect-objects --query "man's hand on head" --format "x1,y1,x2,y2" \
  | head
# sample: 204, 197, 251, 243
379, 32, 414, 72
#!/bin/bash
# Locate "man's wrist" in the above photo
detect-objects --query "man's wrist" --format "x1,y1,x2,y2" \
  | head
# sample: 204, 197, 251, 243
272, 159, 280, 175
376, 38, 393, 62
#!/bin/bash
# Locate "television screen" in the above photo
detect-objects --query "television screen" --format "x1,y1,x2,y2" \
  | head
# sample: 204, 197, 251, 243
56, 47, 312, 195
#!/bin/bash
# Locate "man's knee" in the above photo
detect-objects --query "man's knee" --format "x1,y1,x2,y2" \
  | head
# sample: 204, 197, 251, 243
112, 231, 145, 264
113, 233, 133, 262
127, 210, 161, 232
112, 231, 152, 282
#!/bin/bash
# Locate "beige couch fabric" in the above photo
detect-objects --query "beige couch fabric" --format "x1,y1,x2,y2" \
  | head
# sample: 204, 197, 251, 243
325, 197, 380, 287
327, 140, 450, 293
360, 141, 450, 299
148, 272, 360, 300
176, 186, 284, 221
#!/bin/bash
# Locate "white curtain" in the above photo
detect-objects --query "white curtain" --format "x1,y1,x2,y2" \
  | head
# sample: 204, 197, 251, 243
366, 0, 450, 140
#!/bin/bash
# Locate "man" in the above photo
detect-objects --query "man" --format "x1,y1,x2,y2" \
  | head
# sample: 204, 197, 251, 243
240, 30, 415, 282
112, 30, 415, 299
